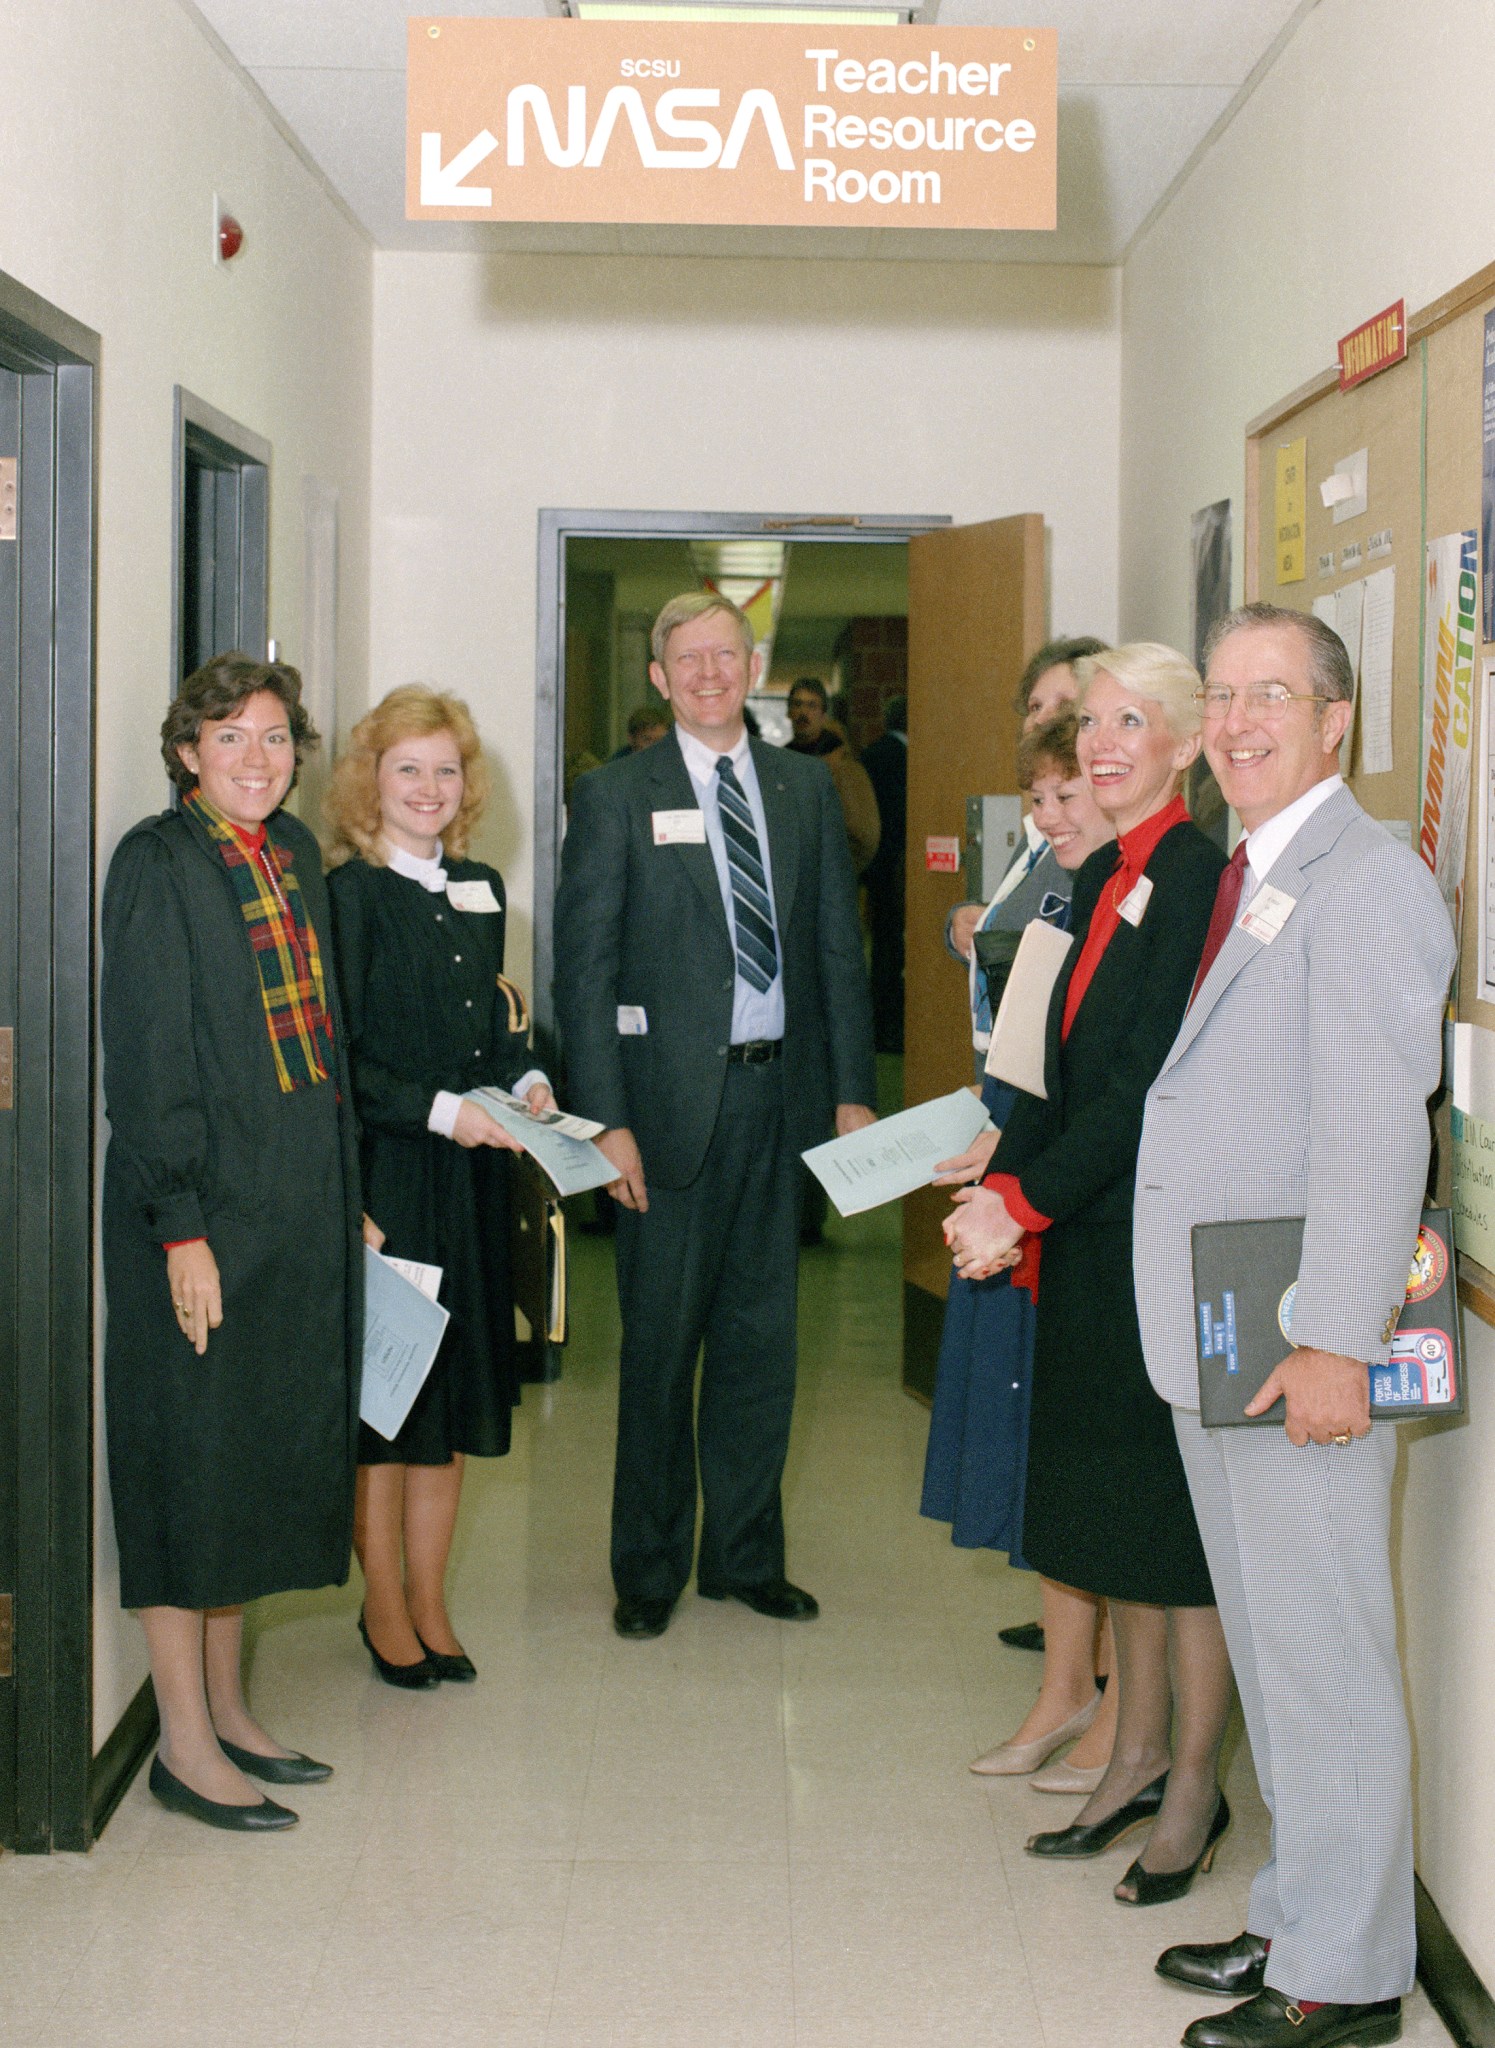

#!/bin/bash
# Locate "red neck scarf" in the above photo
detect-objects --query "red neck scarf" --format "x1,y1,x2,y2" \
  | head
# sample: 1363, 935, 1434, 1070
1061, 794, 1189, 1039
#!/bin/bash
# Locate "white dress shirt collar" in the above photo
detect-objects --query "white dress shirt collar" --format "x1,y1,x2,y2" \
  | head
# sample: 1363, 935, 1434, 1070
676, 723, 752, 786
1242, 774, 1343, 887
383, 839, 448, 893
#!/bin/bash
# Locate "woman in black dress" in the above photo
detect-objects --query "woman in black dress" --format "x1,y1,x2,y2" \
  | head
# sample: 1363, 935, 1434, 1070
946, 643, 1235, 1906
325, 686, 552, 1688
102, 656, 366, 1831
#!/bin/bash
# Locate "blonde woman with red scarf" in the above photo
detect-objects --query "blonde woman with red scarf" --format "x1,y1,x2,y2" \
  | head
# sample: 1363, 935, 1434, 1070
947, 643, 1235, 1909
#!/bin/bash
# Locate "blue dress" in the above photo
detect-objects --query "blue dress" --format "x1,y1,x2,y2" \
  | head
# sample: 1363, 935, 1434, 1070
919, 1073, 1037, 1565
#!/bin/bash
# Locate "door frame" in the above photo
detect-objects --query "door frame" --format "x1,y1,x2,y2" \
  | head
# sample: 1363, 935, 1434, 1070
170, 388, 271, 691
533, 507, 948, 1048
0, 268, 98, 1853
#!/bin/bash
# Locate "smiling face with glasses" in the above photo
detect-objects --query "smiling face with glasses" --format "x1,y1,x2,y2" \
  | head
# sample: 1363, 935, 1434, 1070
1200, 621, 1353, 833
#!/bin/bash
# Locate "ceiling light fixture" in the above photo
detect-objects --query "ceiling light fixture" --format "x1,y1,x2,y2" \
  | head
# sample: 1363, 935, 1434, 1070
566, 1, 912, 25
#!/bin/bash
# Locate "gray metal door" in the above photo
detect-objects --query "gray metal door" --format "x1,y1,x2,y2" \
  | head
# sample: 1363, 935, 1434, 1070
0, 361, 19, 1850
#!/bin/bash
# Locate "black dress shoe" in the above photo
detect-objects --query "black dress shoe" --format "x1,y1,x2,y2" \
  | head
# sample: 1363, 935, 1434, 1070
149, 1756, 298, 1832
698, 1577, 819, 1620
613, 1595, 674, 1639
358, 1613, 439, 1689
1158, 1931, 1271, 1997
218, 1739, 332, 1785
997, 1621, 1046, 1652
1181, 1990, 1402, 2048
415, 1634, 478, 1682
1116, 1793, 1230, 1906
1025, 1770, 1168, 1858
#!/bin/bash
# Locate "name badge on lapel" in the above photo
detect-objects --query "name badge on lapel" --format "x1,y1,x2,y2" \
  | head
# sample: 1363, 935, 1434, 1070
652, 809, 706, 846
1238, 884, 1296, 944
446, 879, 500, 913
1117, 875, 1153, 927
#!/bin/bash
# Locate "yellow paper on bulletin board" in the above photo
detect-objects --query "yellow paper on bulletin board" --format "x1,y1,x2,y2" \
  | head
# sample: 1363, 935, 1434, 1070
1274, 436, 1307, 584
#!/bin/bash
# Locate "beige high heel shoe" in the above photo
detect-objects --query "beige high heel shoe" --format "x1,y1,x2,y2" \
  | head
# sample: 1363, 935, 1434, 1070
968, 1687, 1102, 1776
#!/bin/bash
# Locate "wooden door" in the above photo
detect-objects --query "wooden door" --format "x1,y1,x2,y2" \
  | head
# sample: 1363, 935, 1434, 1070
902, 515, 1044, 1399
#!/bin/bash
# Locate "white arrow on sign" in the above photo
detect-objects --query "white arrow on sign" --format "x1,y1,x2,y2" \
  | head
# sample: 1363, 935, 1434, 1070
420, 130, 500, 208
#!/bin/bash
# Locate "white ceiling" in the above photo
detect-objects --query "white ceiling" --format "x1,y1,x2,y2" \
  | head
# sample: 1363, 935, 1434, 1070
184, 0, 1316, 264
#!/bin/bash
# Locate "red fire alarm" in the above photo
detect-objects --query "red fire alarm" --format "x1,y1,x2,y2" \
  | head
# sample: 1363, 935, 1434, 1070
213, 193, 244, 264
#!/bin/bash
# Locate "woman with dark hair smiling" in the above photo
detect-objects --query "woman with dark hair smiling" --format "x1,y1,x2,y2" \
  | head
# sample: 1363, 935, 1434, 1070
102, 654, 368, 1832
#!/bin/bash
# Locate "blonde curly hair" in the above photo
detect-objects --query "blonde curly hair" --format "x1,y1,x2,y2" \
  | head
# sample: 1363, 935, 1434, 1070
325, 685, 490, 864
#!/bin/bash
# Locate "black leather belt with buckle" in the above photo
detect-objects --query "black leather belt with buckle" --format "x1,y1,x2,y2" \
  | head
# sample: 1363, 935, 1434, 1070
727, 1040, 783, 1065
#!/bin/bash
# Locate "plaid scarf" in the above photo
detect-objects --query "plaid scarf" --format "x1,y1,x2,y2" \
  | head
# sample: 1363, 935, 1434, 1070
184, 788, 335, 1094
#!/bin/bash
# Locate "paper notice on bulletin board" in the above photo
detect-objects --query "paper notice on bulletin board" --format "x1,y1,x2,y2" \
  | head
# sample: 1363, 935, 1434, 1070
1419, 531, 1478, 938
1483, 311, 1495, 645
1274, 437, 1306, 584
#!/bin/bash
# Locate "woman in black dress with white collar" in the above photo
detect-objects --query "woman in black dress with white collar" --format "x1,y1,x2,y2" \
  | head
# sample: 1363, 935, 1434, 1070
326, 686, 552, 1687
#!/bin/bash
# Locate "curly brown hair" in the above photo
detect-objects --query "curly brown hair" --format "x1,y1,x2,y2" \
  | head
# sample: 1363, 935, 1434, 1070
1016, 708, 1082, 790
324, 684, 489, 864
162, 654, 319, 792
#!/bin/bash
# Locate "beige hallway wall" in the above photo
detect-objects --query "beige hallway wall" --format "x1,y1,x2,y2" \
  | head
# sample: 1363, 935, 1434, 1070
0, 0, 374, 1749
1118, 0, 1495, 1983
368, 251, 1123, 987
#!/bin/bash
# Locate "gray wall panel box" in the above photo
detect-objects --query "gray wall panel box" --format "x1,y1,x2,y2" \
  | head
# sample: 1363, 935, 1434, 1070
965, 794, 1024, 901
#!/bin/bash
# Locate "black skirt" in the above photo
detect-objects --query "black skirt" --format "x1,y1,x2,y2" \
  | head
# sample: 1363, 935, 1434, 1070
1021, 1218, 1214, 1607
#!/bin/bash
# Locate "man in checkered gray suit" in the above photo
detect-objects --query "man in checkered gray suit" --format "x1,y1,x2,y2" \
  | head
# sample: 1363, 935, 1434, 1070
1132, 604, 1455, 2048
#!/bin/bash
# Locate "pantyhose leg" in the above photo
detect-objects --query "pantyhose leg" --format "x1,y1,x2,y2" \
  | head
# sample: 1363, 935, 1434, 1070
1000, 1575, 1104, 1746
403, 1455, 466, 1656
203, 1604, 296, 1759
1115, 1601, 1234, 1894
140, 1606, 258, 1805
354, 1462, 425, 1664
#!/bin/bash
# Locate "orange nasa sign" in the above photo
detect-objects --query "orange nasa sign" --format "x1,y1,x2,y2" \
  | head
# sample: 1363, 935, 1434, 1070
406, 19, 1057, 231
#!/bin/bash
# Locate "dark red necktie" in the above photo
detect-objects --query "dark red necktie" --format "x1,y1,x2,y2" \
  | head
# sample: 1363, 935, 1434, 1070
1189, 840, 1250, 1007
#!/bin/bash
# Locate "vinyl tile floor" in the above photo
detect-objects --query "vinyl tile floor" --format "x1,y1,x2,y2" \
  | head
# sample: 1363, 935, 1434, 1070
1, 1172, 1455, 2047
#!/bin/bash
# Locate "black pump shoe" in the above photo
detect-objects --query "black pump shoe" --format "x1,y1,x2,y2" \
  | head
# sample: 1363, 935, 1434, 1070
358, 1613, 439, 1689
217, 1738, 333, 1785
1025, 1770, 1169, 1859
149, 1755, 298, 1832
1115, 1793, 1230, 1905
415, 1633, 477, 1683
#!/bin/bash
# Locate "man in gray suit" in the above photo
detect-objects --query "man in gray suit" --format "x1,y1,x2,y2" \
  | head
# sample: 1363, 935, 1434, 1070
1133, 603, 1455, 2048
556, 592, 877, 1642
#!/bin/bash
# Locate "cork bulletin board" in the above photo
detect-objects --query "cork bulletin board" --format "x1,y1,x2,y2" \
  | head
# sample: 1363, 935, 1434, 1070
1245, 260, 1495, 1315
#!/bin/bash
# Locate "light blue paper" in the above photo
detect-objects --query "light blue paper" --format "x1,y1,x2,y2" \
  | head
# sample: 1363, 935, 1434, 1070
801, 1089, 994, 1218
463, 1087, 618, 1197
360, 1246, 451, 1442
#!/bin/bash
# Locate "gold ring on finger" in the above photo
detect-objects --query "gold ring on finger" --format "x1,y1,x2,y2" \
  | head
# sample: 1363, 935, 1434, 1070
1331, 1433, 1352, 1447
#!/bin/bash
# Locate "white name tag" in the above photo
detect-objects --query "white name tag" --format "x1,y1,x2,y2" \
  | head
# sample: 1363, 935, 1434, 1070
1238, 884, 1297, 944
652, 808, 706, 846
617, 1005, 649, 1036
1117, 874, 1153, 927
446, 879, 500, 914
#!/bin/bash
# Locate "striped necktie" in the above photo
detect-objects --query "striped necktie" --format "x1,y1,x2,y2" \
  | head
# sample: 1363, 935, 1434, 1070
715, 754, 779, 993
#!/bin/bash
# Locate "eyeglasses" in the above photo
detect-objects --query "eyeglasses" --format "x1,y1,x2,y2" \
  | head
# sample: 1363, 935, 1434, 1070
1193, 683, 1332, 719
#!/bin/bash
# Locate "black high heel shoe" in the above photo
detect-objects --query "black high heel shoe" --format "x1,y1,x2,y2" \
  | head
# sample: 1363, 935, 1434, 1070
1025, 1770, 1169, 1859
358, 1612, 439, 1689
415, 1633, 478, 1683
1115, 1792, 1230, 1906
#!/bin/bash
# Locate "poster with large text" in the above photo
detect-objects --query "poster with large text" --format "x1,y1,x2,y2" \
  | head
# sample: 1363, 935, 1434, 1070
407, 19, 1056, 230
1419, 530, 1478, 941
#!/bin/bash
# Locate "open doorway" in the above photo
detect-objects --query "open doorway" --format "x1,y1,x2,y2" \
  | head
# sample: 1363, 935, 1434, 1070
534, 509, 939, 1047
171, 389, 269, 690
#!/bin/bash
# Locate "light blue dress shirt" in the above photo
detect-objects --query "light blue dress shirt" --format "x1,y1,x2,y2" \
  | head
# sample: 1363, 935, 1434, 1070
675, 725, 786, 1042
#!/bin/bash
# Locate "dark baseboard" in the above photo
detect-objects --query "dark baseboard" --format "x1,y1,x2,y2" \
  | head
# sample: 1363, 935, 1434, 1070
1417, 1875, 1495, 2048
87, 1676, 158, 1844
902, 1281, 942, 1405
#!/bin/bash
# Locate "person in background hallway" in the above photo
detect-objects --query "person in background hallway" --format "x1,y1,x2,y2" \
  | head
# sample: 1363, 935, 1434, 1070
786, 677, 881, 875
921, 712, 1121, 1795
610, 703, 671, 761
947, 644, 1235, 1908
555, 592, 877, 1641
944, 635, 1106, 1663
325, 686, 555, 1690
101, 656, 366, 1832
859, 693, 908, 1055
946, 638, 1107, 1047
1137, 606, 1454, 2048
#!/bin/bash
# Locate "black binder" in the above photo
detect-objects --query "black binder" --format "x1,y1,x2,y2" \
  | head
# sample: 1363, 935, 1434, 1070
1190, 1207, 1463, 1426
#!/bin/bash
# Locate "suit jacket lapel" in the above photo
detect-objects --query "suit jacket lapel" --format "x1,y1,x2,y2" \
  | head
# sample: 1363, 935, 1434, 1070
1163, 785, 1360, 1072
751, 737, 798, 935
647, 739, 730, 937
